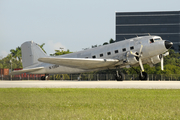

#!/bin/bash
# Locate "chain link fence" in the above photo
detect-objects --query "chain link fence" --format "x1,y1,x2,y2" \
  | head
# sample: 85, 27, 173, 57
1, 74, 180, 81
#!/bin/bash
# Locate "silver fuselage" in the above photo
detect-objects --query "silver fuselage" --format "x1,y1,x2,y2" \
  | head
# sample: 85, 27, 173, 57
30, 36, 168, 74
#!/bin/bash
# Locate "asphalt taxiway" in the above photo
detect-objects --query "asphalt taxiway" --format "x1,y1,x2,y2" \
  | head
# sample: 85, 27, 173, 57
0, 81, 180, 89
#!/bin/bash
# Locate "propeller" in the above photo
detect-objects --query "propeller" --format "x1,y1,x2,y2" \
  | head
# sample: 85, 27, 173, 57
159, 54, 164, 70
130, 45, 144, 72
160, 51, 169, 70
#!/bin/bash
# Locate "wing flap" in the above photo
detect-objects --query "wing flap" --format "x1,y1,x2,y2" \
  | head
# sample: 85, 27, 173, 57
38, 57, 119, 69
10, 67, 44, 75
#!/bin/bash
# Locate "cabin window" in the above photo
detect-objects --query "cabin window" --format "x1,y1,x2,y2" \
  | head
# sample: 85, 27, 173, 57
92, 55, 96, 58
85, 57, 88, 58
100, 54, 103, 57
122, 48, 126, 52
115, 50, 118, 54
150, 39, 154, 43
107, 52, 111, 55
130, 46, 134, 50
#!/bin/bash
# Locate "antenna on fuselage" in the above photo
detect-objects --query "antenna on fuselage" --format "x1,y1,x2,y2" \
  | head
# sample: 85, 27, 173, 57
136, 35, 138, 37
124, 37, 126, 40
148, 33, 151, 36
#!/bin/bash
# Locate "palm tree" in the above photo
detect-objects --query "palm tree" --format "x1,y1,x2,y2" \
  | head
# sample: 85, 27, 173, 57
10, 47, 21, 61
50, 49, 72, 56
39, 43, 46, 54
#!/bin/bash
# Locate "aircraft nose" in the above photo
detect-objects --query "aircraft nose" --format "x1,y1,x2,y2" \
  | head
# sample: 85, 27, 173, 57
165, 41, 173, 49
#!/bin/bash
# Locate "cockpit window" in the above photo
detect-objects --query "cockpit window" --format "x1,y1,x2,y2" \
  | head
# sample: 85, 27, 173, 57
150, 37, 162, 43
150, 39, 154, 43
154, 38, 161, 41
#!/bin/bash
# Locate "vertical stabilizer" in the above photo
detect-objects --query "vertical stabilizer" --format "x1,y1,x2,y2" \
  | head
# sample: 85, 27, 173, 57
21, 41, 47, 68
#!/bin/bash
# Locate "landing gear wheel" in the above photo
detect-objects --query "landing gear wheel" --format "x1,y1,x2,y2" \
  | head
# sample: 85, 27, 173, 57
139, 72, 148, 80
115, 72, 124, 81
41, 74, 49, 80
41, 76, 45, 80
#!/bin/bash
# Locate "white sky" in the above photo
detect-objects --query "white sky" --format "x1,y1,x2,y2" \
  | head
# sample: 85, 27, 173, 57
0, 0, 179, 57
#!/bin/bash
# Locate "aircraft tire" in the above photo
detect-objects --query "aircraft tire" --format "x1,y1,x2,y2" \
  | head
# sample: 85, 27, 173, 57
139, 72, 148, 81
116, 73, 124, 81
41, 76, 45, 80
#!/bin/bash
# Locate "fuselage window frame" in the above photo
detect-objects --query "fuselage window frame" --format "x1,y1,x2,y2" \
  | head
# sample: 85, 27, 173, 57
122, 48, 126, 52
107, 52, 111, 55
130, 46, 134, 50
115, 50, 119, 54
92, 55, 96, 58
100, 53, 103, 57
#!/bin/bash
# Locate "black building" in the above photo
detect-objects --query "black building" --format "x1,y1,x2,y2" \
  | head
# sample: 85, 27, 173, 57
116, 11, 180, 52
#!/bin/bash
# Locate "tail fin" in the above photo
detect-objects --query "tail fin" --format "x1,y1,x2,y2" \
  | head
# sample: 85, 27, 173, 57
21, 41, 47, 68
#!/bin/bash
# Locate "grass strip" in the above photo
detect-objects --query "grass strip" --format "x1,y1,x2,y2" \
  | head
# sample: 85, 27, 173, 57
0, 88, 180, 119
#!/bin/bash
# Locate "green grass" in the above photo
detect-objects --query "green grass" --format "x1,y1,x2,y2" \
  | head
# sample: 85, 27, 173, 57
0, 89, 180, 120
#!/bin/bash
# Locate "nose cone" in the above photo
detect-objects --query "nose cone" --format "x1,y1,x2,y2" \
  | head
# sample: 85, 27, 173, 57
165, 41, 173, 49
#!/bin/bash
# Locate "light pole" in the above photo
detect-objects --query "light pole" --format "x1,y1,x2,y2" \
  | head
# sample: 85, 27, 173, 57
10, 60, 12, 80
10, 60, 12, 72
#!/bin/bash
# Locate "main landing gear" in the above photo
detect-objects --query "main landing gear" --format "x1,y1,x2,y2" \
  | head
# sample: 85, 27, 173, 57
139, 71, 148, 80
41, 74, 49, 80
115, 69, 148, 81
115, 69, 124, 81
114, 66, 148, 81
132, 67, 148, 80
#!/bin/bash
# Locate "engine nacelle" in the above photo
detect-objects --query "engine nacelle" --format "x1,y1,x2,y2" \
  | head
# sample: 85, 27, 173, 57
127, 55, 139, 65
150, 55, 161, 64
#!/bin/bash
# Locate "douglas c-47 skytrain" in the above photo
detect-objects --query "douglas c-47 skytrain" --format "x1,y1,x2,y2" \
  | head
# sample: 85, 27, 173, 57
10, 35, 173, 81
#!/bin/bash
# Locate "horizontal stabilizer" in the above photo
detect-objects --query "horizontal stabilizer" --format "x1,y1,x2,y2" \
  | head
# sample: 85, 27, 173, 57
10, 67, 44, 75
38, 57, 119, 69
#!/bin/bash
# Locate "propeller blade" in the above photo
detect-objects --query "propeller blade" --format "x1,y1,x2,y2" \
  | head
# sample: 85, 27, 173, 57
163, 51, 169, 57
139, 58, 144, 72
161, 56, 164, 70
130, 45, 143, 57
139, 45, 143, 55
130, 51, 138, 56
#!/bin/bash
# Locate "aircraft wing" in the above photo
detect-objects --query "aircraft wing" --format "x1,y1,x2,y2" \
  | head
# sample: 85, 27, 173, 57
38, 57, 119, 69
9, 67, 44, 75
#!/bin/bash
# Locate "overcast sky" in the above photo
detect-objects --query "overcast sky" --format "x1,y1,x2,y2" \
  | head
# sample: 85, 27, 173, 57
0, 0, 179, 58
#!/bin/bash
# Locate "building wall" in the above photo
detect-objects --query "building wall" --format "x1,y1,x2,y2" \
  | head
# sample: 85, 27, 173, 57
116, 11, 180, 52
0, 68, 9, 76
